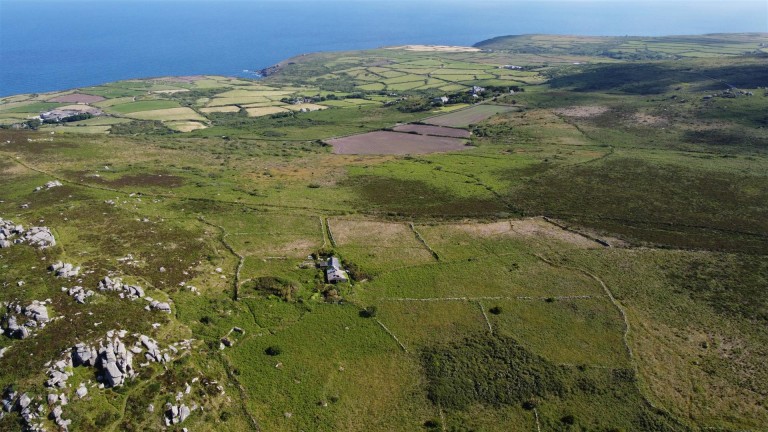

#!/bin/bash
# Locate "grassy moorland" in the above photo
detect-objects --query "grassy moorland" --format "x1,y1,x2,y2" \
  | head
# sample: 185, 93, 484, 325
0, 33, 767, 431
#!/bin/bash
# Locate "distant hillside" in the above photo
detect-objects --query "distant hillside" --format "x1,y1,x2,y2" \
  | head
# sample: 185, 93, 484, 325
475, 33, 768, 60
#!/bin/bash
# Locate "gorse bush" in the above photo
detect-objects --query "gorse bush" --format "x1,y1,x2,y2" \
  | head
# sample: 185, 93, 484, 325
421, 334, 567, 410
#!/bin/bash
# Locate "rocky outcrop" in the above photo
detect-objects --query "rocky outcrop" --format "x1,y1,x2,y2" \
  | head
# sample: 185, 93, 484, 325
147, 300, 171, 313
72, 343, 98, 367
25, 302, 49, 323
165, 402, 191, 426
25, 227, 56, 249
63, 286, 95, 304
2, 301, 52, 339
0, 218, 56, 250
97, 276, 144, 299
49, 261, 79, 278
34, 180, 62, 192
44, 358, 73, 390
97, 338, 135, 388
1, 388, 49, 431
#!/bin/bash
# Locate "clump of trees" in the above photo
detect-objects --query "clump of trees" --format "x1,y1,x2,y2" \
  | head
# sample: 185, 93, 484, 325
42, 112, 93, 124
343, 259, 372, 282
396, 97, 433, 113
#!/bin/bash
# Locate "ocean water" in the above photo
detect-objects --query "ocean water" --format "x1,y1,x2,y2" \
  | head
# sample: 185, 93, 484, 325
0, 0, 766, 96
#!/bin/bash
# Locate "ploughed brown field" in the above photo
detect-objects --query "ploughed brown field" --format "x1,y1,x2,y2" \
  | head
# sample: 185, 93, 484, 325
47, 93, 106, 104
328, 131, 469, 154
392, 124, 471, 138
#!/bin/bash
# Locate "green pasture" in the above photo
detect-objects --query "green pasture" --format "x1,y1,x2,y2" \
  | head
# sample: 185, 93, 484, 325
107, 99, 182, 114
0, 33, 767, 431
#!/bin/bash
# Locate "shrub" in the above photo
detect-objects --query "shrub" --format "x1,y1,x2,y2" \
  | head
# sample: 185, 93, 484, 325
265, 345, 283, 356
522, 400, 536, 410
343, 260, 372, 282
246, 277, 299, 302
489, 306, 503, 315
422, 334, 567, 410
561, 414, 575, 425
359, 306, 378, 318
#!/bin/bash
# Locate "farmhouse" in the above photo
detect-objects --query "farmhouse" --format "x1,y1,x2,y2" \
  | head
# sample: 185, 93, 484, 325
325, 256, 349, 283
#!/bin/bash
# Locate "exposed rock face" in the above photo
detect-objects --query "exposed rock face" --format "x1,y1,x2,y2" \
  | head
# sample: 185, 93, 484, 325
0, 219, 23, 245
46, 368, 70, 389
34, 180, 63, 192
124, 285, 145, 298
98, 276, 144, 299
72, 343, 98, 367
1, 388, 49, 431
97, 338, 135, 388
24, 227, 56, 249
63, 333, 175, 394
24, 302, 49, 323
165, 403, 192, 426
49, 261, 80, 278
1, 218, 57, 250
148, 300, 172, 313
2, 301, 52, 339
140, 335, 166, 363
9, 331, 193, 431
65, 286, 95, 304
98, 276, 121, 292
76, 384, 88, 399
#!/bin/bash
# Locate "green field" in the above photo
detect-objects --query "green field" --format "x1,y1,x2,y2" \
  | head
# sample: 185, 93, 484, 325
107, 99, 182, 114
423, 104, 521, 128
0, 32, 767, 432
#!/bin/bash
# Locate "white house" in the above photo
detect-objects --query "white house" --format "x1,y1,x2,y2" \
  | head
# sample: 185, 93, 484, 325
326, 256, 349, 283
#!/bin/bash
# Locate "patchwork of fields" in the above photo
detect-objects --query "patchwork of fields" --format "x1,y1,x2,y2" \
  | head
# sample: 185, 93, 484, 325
1, 32, 767, 432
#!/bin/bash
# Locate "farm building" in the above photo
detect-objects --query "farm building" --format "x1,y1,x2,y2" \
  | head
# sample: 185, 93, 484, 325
325, 256, 349, 283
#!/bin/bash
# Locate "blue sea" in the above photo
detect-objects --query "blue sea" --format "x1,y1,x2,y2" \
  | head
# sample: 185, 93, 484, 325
1, 0, 766, 96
